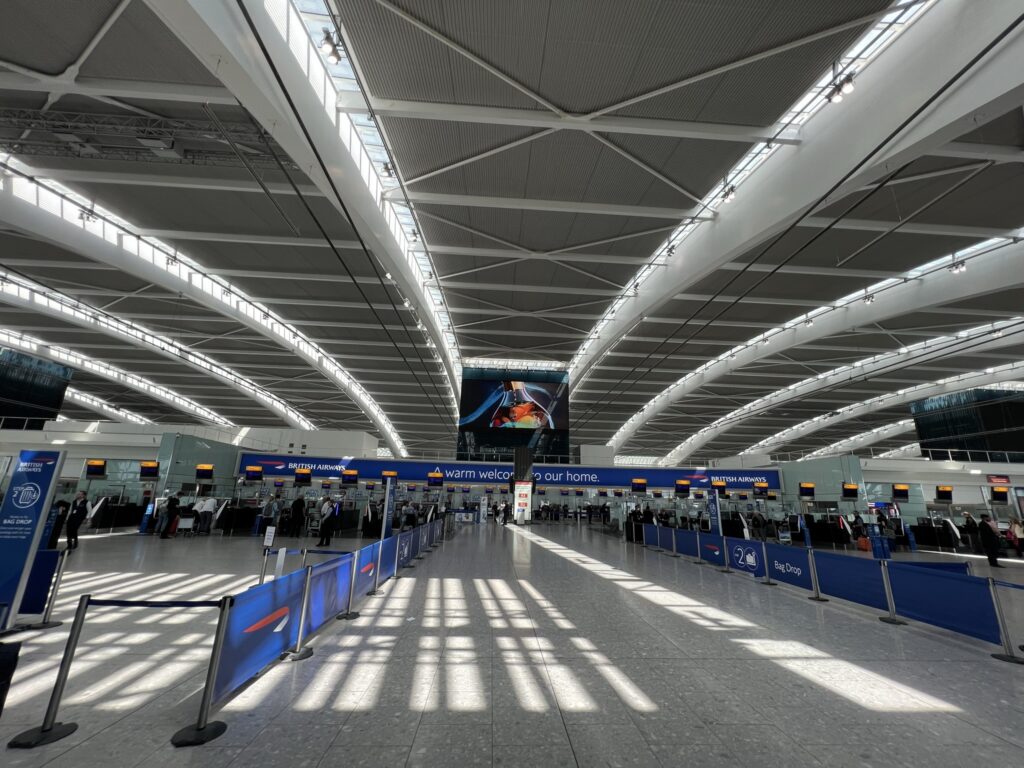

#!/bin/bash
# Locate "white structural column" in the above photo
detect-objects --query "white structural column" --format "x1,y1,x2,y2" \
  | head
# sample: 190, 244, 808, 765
569, 0, 1024, 390
64, 387, 154, 425
799, 420, 916, 460
660, 319, 1024, 465
611, 238, 1024, 451
0, 328, 232, 426
144, 0, 461, 399
745, 369, 1024, 457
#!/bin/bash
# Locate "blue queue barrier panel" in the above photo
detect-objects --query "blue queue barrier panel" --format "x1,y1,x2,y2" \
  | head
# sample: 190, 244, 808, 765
725, 537, 766, 578
658, 526, 674, 552
763, 543, 813, 590
813, 551, 888, 611
379, 535, 398, 583
307, 554, 353, 632
354, 542, 380, 597
410, 527, 421, 558
675, 529, 699, 558
900, 561, 970, 575
213, 568, 306, 701
398, 531, 414, 568
887, 563, 1001, 644
699, 537, 726, 567
19, 550, 61, 614
642, 524, 658, 548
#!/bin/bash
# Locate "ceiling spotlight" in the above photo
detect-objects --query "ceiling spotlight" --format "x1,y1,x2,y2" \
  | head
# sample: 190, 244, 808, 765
382, 162, 394, 178
327, 48, 341, 65
841, 73, 855, 95
320, 30, 334, 53
410, 229, 420, 242
78, 208, 97, 223
864, 294, 875, 304
949, 260, 966, 274
384, 272, 392, 280
805, 318, 814, 327
826, 87, 843, 104
403, 299, 410, 308
721, 184, 736, 203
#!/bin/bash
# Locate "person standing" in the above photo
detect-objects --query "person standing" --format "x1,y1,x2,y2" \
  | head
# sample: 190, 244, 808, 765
963, 512, 980, 553
501, 500, 510, 526
317, 497, 335, 547
1007, 517, 1024, 558
66, 491, 89, 550
198, 495, 218, 534
160, 492, 183, 539
290, 496, 306, 537
979, 513, 1004, 568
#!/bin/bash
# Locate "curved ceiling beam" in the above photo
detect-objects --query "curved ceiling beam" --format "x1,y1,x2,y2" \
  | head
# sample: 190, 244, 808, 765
145, 0, 461, 409
875, 443, 922, 459
661, 317, 1024, 465
568, 1, 1024, 391
610, 237, 1024, 450
0, 327, 232, 426
744, 369, 1024, 458
0, 164, 406, 452
0, 266, 315, 430
64, 386, 153, 425
799, 420, 916, 461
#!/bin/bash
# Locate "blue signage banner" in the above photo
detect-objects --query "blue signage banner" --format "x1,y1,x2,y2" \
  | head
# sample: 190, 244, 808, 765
214, 569, 305, 702
307, 554, 353, 632
354, 541, 380, 597
658, 526, 673, 552
237, 453, 781, 489
0, 449, 64, 630
813, 551, 887, 611
887, 563, 1000, 644
379, 535, 398, 582
675, 529, 699, 558
642, 523, 658, 547
398, 530, 414, 568
725, 536, 766, 578
706, 492, 722, 536
764, 543, 812, 590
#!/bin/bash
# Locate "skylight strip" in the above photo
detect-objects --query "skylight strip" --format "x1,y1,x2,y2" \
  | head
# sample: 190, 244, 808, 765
65, 386, 153, 425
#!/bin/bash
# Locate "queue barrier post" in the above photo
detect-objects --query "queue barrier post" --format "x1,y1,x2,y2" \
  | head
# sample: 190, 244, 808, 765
26, 548, 70, 630
258, 547, 270, 585
415, 526, 427, 559
8, 594, 90, 748
286, 566, 315, 661
669, 526, 680, 558
760, 540, 776, 586
878, 559, 907, 625
988, 579, 1024, 665
171, 596, 233, 746
394, 533, 404, 576
719, 537, 732, 573
694, 530, 704, 565
300, 549, 309, 568
806, 550, 829, 602
368, 539, 385, 596
338, 552, 360, 620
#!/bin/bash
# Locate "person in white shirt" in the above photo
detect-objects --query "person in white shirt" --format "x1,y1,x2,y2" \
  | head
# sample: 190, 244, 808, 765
317, 497, 335, 546
198, 496, 218, 534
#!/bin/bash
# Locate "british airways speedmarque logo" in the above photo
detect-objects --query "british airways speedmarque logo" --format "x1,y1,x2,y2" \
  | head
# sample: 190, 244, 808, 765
243, 606, 289, 633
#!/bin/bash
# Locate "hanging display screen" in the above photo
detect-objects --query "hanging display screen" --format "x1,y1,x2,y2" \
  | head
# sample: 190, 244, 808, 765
341, 469, 358, 485
631, 478, 647, 493
245, 465, 264, 482
675, 480, 691, 497
753, 481, 769, 497
936, 485, 953, 502
294, 468, 311, 486
798, 482, 815, 498
427, 472, 443, 487
85, 459, 107, 478
457, 367, 569, 458
139, 460, 159, 479
195, 463, 214, 480
892, 483, 910, 501
842, 483, 859, 499
991, 486, 1009, 504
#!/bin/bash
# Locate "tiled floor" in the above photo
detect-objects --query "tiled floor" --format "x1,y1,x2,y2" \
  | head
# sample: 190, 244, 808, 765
2, 522, 1024, 767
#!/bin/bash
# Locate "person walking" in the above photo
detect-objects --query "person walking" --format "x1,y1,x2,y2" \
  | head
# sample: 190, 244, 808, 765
1007, 517, 1024, 558
289, 496, 306, 537
501, 500, 510, 526
963, 511, 980, 553
66, 491, 89, 550
979, 513, 1004, 567
317, 497, 335, 547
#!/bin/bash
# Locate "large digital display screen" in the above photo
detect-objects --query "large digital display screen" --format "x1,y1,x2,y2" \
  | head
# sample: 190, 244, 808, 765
457, 367, 569, 459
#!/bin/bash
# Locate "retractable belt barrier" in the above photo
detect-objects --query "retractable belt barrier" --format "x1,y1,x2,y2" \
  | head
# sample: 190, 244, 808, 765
11, 518, 457, 752
629, 526, 1024, 666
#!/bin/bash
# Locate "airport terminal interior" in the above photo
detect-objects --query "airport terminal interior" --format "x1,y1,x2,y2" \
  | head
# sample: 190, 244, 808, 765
2, 1, 1024, 766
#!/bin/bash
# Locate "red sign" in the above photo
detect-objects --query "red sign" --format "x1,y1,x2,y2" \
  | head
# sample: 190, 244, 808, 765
987, 475, 1010, 484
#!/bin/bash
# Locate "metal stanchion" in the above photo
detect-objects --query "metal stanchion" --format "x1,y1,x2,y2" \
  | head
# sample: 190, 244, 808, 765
257, 547, 270, 585
694, 530, 704, 565
287, 566, 314, 661
368, 542, 385, 596
415, 526, 427, 559
300, 548, 309, 568
171, 596, 233, 746
26, 549, 70, 630
338, 554, 360, 620
8, 594, 90, 748
760, 540, 776, 586
806, 550, 829, 602
668, 527, 680, 557
394, 534, 405, 576
988, 578, 1024, 665
878, 560, 907, 625
719, 538, 732, 573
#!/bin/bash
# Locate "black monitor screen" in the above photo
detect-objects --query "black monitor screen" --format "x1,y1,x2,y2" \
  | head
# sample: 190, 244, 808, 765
892, 485, 910, 501
798, 484, 815, 498
427, 474, 443, 488
196, 465, 214, 480
85, 460, 106, 478
294, 469, 311, 486
245, 466, 264, 482
992, 487, 1009, 504
935, 486, 953, 502
842, 485, 859, 499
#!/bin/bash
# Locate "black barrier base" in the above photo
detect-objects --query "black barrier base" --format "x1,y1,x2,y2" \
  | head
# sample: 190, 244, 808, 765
808, 596, 829, 602
992, 653, 1024, 665
366, 589, 383, 597
8, 722, 78, 748
719, 568, 731, 574
22, 621, 62, 631
404, 563, 416, 568
287, 647, 313, 661
171, 720, 227, 747
337, 610, 360, 621
879, 616, 907, 625
760, 581, 777, 586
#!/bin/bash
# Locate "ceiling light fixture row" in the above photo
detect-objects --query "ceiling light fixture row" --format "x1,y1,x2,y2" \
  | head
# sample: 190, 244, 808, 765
949, 260, 967, 274
825, 61, 856, 103
320, 29, 342, 65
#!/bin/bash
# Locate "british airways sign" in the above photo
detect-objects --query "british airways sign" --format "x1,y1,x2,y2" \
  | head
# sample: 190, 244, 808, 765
237, 453, 780, 489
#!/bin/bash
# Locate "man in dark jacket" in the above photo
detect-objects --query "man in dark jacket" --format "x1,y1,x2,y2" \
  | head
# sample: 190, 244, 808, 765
66, 492, 89, 550
979, 514, 1003, 567
289, 497, 306, 537
160, 492, 182, 539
